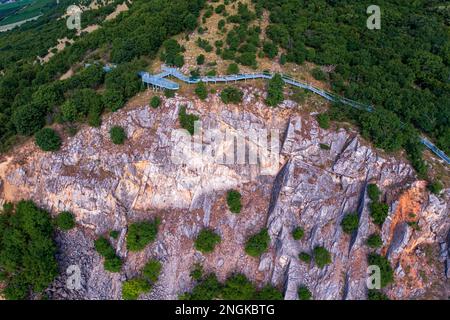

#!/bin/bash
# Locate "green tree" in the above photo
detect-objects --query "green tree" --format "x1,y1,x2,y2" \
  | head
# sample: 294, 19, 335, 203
165, 89, 175, 98
196, 54, 205, 65
245, 228, 270, 257
313, 246, 332, 268
255, 285, 283, 300
428, 181, 443, 195
220, 87, 243, 104
298, 252, 311, 263
368, 254, 394, 288
0, 201, 58, 300
55, 211, 76, 231
367, 233, 382, 249
266, 74, 284, 107
292, 227, 304, 240
178, 105, 199, 135
222, 274, 256, 300
110, 126, 127, 145
110, 230, 120, 239
341, 212, 359, 234
311, 68, 326, 81
35, 128, 62, 152
367, 184, 381, 202
190, 263, 203, 281
60, 100, 80, 122
195, 229, 221, 253
227, 63, 240, 75
263, 41, 278, 59
368, 289, 389, 300
181, 274, 222, 300
13, 103, 45, 136
94, 236, 122, 273
103, 89, 124, 112
127, 219, 160, 252
195, 82, 208, 100
370, 202, 389, 226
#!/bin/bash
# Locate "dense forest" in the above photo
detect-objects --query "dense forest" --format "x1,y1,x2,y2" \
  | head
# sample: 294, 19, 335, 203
253, 0, 449, 176
0, 0, 205, 151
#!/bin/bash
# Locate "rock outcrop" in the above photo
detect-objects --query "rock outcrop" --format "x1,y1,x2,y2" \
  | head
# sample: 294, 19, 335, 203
0, 87, 448, 300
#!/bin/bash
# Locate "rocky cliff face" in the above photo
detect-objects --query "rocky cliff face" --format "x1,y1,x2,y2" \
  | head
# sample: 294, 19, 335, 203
0, 86, 448, 300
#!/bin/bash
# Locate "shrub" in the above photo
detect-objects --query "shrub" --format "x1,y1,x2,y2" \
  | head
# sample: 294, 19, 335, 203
13, 103, 45, 136
206, 69, 217, 77
164, 89, 175, 98
368, 254, 394, 288
226, 190, 242, 213
313, 246, 332, 268
195, 229, 221, 253
266, 74, 284, 107
195, 82, 208, 100
181, 274, 222, 300
95, 237, 116, 258
122, 278, 151, 300
263, 41, 278, 59
220, 87, 243, 104
126, 219, 160, 252
227, 63, 240, 75
222, 274, 256, 300
298, 285, 312, 300
319, 143, 331, 150
196, 54, 205, 65
367, 184, 381, 202
55, 211, 75, 231
103, 89, 124, 112
245, 228, 270, 257
161, 39, 184, 67
104, 255, 123, 273
428, 181, 443, 195
150, 96, 161, 109
255, 285, 283, 300
178, 105, 200, 135
292, 227, 304, 240
298, 252, 312, 263
341, 212, 359, 234
143, 259, 162, 283
0, 201, 58, 300
367, 233, 382, 249
368, 289, 389, 300
35, 128, 62, 152
311, 68, 327, 81
94, 236, 122, 273
317, 113, 330, 129
110, 126, 126, 145
370, 202, 389, 226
